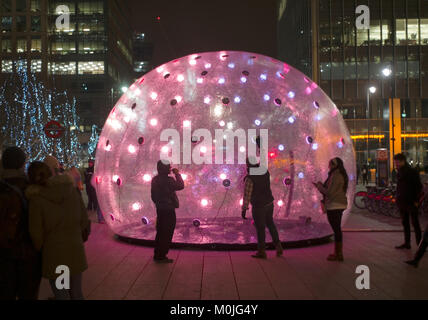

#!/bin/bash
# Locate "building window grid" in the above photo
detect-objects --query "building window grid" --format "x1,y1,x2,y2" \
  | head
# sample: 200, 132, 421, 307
320, 0, 426, 98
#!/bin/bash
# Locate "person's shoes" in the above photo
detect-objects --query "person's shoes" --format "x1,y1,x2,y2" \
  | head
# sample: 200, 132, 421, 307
395, 243, 411, 250
154, 257, 174, 264
327, 242, 344, 262
405, 260, 419, 268
276, 242, 284, 257
251, 251, 267, 259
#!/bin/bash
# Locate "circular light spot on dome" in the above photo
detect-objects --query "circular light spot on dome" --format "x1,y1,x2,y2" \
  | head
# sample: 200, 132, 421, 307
228, 63, 235, 68
183, 120, 191, 128
219, 173, 227, 180
201, 199, 208, 207
288, 91, 295, 99
240, 77, 247, 83
128, 145, 136, 154
200, 146, 208, 153
288, 116, 295, 124
227, 122, 233, 130
264, 94, 270, 101
277, 200, 284, 207
105, 144, 112, 152
240, 146, 246, 153
214, 105, 224, 117
234, 96, 241, 103
150, 92, 158, 100
161, 146, 169, 153
204, 96, 211, 104
205, 63, 211, 69
312, 143, 319, 150
177, 74, 184, 82
298, 172, 305, 179
278, 144, 285, 151
219, 120, 225, 127
143, 174, 152, 182
197, 78, 204, 84
132, 202, 142, 211
260, 74, 267, 81
254, 119, 261, 126
150, 118, 158, 126
218, 78, 225, 84
189, 59, 197, 66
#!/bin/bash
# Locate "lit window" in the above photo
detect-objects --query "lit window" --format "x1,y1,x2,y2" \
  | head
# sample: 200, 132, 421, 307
31, 60, 42, 73
30, 0, 41, 12
78, 61, 104, 75
1, 38, 11, 53
31, 37, 41, 52
1, 17, 12, 32
1, 60, 13, 73
17, 38, 27, 53
48, 62, 76, 75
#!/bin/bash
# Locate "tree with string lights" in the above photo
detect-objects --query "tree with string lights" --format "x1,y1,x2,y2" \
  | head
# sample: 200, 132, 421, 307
0, 61, 82, 165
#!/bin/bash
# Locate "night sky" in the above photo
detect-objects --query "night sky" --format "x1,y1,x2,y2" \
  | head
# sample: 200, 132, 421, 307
128, 0, 278, 68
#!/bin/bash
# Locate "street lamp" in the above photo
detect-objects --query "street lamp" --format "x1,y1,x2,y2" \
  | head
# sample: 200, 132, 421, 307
367, 86, 377, 166
382, 67, 392, 78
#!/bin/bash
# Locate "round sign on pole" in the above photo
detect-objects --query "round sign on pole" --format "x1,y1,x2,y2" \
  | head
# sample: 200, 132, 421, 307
44, 120, 65, 139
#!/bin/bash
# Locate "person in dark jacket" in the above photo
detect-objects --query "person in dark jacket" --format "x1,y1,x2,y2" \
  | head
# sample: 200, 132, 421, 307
84, 159, 97, 212
241, 158, 283, 259
0, 147, 41, 300
394, 153, 423, 249
151, 160, 184, 263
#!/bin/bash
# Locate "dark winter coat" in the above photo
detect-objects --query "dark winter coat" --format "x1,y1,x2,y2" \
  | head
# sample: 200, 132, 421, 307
0, 169, 37, 259
396, 164, 423, 206
151, 173, 184, 211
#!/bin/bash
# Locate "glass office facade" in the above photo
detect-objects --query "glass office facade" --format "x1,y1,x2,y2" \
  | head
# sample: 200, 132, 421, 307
317, 0, 428, 168
0, 0, 134, 128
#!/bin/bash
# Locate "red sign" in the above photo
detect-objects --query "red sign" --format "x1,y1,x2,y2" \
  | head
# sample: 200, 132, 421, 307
44, 120, 65, 139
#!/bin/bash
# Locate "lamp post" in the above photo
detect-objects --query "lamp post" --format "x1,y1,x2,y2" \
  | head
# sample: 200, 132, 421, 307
382, 67, 394, 158
367, 86, 377, 166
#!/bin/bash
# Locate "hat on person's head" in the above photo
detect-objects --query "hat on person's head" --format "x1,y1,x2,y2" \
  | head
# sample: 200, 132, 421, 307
1, 146, 27, 170
44, 155, 60, 173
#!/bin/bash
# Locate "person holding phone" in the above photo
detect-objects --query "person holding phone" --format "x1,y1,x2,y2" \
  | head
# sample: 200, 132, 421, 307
314, 158, 349, 262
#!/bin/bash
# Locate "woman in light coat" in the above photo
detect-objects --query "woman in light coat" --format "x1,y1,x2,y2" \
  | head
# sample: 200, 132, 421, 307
26, 162, 90, 300
314, 157, 349, 262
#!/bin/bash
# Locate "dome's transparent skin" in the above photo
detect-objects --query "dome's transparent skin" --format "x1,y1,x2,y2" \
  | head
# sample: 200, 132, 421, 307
95, 51, 356, 247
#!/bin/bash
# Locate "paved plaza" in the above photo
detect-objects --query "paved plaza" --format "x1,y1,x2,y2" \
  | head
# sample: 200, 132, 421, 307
36, 204, 428, 300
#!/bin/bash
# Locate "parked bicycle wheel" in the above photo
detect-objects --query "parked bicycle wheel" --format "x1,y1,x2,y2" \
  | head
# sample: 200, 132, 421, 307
354, 191, 368, 209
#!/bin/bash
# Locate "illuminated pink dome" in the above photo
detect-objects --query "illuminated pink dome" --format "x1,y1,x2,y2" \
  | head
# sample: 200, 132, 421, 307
94, 51, 356, 248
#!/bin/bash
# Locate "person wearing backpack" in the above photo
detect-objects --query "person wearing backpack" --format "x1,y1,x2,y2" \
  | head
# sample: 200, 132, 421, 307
0, 147, 41, 300
151, 160, 184, 263
26, 161, 90, 300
